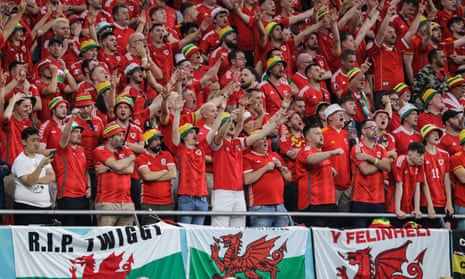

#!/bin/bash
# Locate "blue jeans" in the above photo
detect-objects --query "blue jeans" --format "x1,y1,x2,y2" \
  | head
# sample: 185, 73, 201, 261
351, 201, 385, 228
249, 204, 289, 227
177, 195, 208, 225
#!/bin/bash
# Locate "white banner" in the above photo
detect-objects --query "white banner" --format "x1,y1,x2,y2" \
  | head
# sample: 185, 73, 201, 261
12, 222, 184, 279
313, 227, 451, 279
184, 224, 310, 279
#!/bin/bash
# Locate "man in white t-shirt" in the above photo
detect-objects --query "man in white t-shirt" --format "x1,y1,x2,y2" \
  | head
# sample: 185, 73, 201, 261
12, 127, 55, 225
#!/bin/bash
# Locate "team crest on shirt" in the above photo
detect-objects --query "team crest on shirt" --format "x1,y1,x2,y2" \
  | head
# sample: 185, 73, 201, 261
226, 147, 230, 152
128, 6, 134, 11
334, 83, 339, 89
161, 158, 167, 165
376, 151, 381, 158
280, 45, 287, 51
21, 45, 26, 52
195, 149, 202, 156
164, 49, 170, 56
283, 90, 289, 95
130, 132, 136, 139
439, 159, 444, 165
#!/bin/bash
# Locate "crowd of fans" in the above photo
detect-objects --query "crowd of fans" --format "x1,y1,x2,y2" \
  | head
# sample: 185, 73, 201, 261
1, 0, 465, 229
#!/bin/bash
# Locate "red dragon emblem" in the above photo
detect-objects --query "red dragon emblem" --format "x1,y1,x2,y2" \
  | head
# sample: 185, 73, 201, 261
210, 232, 287, 279
69, 252, 134, 279
336, 240, 426, 279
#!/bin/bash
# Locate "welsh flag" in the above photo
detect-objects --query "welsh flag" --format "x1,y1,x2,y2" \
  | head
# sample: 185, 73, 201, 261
185, 224, 310, 279
12, 222, 184, 279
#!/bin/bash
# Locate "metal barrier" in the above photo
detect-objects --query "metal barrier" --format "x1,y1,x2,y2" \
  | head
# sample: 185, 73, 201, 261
0, 209, 459, 218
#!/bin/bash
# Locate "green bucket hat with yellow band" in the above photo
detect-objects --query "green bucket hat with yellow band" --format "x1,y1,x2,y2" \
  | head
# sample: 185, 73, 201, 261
79, 39, 100, 56
96, 81, 111, 96
178, 123, 199, 139
264, 21, 284, 36
217, 26, 236, 40
143, 128, 164, 145
422, 88, 440, 104
420, 124, 443, 139
266, 56, 287, 71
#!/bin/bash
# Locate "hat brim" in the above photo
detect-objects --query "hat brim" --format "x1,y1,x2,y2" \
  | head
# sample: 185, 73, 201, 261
16, 95, 37, 108
268, 23, 284, 36
423, 127, 443, 139
79, 45, 100, 56
180, 126, 199, 138
450, 79, 465, 89
267, 60, 287, 71
146, 134, 164, 144
401, 108, 419, 119
325, 108, 344, 118
373, 110, 391, 119
72, 125, 84, 132
51, 99, 70, 110
125, 66, 144, 76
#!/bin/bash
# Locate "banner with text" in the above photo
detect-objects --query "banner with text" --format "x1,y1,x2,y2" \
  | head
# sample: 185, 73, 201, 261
453, 230, 465, 279
313, 227, 450, 279
185, 224, 310, 279
12, 222, 184, 279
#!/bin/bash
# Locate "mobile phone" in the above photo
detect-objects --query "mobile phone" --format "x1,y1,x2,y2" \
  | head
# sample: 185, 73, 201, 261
48, 149, 57, 159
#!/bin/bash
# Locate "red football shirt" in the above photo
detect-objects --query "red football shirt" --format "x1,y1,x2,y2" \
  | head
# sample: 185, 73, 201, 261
55, 144, 87, 198
297, 85, 331, 117
322, 126, 351, 190
0, 115, 32, 165
438, 132, 461, 156
175, 140, 209, 196
350, 142, 388, 203
295, 146, 336, 208
260, 81, 292, 116
136, 150, 176, 205
421, 149, 450, 207
387, 154, 425, 213
392, 126, 422, 155
366, 39, 409, 91
451, 150, 465, 207
212, 137, 247, 191
94, 145, 133, 203
243, 151, 285, 206
74, 116, 104, 168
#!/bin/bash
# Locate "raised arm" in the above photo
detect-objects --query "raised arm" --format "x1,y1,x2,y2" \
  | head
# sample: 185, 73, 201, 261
402, 4, 424, 45
171, 94, 184, 146
206, 98, 227, 144
59, 108, 80, 148
374, 5, 395, 46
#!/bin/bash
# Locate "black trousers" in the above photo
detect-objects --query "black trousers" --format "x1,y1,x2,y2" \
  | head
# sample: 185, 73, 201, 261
56, 196, 91, 226
14, 202, 52, 225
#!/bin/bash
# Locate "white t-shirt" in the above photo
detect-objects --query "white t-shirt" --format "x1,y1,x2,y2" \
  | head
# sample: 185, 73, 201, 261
12, 152, 52, 208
